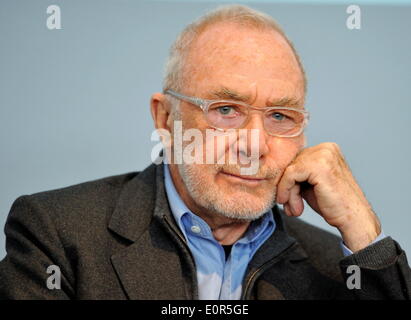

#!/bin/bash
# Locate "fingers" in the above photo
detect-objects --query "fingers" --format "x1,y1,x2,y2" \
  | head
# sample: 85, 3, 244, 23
283, 202, 292, 216
289, 184, 304, 216
282, 184, 304, 217
276, 164, 310, 205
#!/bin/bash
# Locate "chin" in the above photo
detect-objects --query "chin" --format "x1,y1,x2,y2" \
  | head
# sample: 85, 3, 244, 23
178, 164, 277, 220
213, 189, 276, 220
196, 183, 276, 221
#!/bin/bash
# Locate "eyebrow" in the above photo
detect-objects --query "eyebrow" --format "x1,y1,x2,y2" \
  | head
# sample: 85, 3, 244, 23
210, 87, 303, 108
211, 87, 251, 102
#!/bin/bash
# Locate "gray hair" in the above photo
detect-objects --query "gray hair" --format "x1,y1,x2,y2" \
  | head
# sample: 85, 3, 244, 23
162, 4, 307, 95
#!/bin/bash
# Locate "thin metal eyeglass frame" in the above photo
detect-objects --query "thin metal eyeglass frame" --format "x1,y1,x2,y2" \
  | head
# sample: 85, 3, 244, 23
164, 89, 310, 138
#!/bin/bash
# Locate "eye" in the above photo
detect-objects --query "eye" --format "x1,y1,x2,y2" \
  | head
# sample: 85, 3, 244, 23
217, 106, 236, 115
271, 112, 285, 121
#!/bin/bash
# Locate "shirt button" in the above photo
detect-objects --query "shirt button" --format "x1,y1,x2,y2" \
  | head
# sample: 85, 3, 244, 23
191, 225, 201, 234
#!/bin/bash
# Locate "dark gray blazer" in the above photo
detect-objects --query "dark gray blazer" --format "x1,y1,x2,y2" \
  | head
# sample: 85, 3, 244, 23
1, 163, 410, 299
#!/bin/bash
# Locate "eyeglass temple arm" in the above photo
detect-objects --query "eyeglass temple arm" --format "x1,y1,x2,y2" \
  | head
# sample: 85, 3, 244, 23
164, 89, 205, 109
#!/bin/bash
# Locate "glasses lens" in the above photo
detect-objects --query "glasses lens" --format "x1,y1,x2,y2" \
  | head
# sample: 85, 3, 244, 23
205, 102, 306, 137
206, 102, 247, 129
264, 109, 305, 136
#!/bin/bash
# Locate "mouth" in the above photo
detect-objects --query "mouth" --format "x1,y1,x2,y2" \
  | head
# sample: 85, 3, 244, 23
219, 171, 267, 186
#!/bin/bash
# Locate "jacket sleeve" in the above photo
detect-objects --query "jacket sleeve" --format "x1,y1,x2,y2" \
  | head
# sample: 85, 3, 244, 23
339, 236, 411, 299
0, 196, 75, 299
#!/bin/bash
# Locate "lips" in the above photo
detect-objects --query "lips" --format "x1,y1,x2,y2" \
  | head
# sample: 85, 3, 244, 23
220, 171, 267, 182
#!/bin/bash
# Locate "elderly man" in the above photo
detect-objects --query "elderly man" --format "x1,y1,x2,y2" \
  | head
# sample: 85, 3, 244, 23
0, 5, 410, 300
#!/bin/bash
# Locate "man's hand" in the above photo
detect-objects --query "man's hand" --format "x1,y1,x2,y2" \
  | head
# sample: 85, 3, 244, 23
276, 142, 381, 252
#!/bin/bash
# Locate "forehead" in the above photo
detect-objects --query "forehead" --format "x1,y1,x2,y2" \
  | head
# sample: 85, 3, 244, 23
182, 22, 305, 102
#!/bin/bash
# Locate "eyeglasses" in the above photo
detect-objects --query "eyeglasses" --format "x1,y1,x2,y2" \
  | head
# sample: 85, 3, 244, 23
164, 89, 309, 138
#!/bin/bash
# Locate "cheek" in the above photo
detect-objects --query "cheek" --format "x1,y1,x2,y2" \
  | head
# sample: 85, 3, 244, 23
181, 105, 207, 129
267, 137, 303, 169
195, 164, 220, 189
169, 107, 208, 148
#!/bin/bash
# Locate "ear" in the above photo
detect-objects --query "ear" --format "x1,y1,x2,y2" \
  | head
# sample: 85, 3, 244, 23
150, 92, 171, 131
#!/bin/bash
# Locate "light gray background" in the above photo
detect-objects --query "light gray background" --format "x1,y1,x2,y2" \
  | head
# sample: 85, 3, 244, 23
1, 0, 410, 260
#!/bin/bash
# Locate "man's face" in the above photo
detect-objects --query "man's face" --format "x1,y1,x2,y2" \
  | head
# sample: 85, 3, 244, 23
170, 22, 306, 221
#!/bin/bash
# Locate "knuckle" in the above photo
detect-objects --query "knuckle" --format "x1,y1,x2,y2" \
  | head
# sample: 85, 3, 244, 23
319, 147, 334, 160
317, 157, 330, 168
286, 163, 295, 172
317, 150, 334, 167
325, 142, 340, 153
313, 142, 344, 171
329, 142, 341, 153
285, 163, 299, 175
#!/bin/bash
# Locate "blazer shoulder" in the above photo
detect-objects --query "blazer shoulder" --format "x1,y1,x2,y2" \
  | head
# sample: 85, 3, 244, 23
24, 171, 138, 206
35, 171, 138, 195
8, 171, 141, 236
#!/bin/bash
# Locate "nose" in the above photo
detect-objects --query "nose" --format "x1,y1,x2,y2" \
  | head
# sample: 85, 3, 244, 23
238, 112, 270, 161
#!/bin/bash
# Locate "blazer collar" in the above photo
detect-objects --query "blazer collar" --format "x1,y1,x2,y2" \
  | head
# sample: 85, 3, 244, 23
108, 162, 177, 242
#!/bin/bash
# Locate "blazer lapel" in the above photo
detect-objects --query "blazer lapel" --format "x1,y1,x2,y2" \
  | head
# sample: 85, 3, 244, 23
108, 163, 195, 299
110, 224, 188, 299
